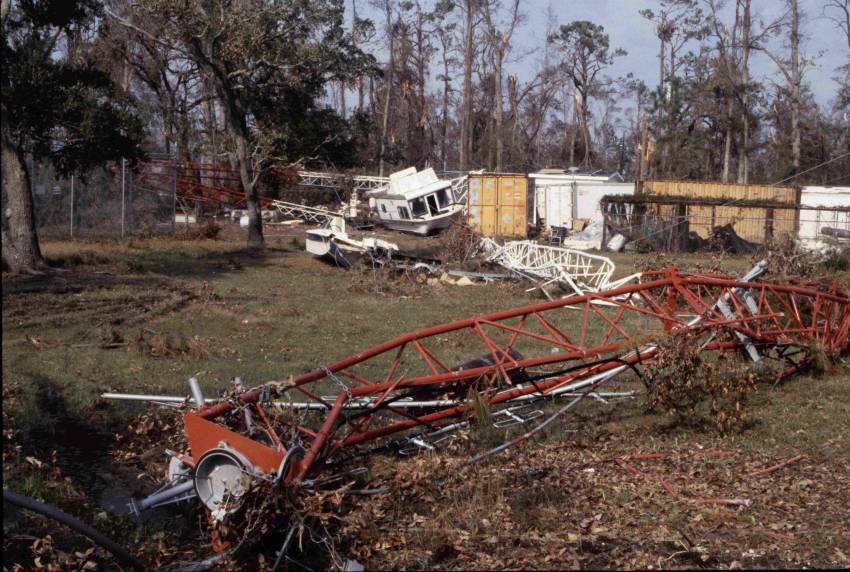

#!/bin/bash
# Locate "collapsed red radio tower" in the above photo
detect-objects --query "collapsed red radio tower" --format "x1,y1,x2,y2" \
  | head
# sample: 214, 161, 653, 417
111, 262, 849, 532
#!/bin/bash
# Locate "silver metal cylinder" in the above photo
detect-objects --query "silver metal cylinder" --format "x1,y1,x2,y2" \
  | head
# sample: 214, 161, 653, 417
135, 480, 195, 513
188, 377, 205, 410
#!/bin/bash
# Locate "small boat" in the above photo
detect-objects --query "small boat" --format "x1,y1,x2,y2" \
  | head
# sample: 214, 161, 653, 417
369, 167, 464, 235
306, 217, 399, 267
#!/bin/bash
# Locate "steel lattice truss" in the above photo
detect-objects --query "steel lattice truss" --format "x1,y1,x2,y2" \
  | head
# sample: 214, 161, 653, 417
298, 171, 390, 193
482, 239, 640, 295
131, 161, 472, 229
449, 174, 470, 205
181, 266, 849, 488
133, 160, 345, 225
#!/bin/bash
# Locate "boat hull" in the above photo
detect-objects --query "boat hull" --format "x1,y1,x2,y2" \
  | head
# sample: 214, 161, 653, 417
306, 230, 364, 267
380, 207, 462, 236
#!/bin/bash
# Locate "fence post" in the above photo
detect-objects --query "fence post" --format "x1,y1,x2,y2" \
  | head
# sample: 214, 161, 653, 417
171, 161, 177, 234
128, 168, 133, 234
121, 158, 126, 238
69, 175, 75, 238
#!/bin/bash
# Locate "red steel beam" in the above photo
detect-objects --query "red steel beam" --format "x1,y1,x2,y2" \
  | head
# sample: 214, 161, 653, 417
176, 270, 848, 482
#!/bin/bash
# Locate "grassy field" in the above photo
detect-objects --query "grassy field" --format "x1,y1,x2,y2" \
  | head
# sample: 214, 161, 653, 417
2, 227, 849, 570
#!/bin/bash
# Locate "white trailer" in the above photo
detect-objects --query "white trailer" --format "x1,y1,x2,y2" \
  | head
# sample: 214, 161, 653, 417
528, 169, 633, 232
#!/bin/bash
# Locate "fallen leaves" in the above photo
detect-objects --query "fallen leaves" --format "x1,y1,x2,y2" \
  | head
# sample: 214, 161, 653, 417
336, 429, 849, 570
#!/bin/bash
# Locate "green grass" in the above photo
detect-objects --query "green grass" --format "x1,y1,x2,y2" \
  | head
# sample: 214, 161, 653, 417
2, 231, 842, 434
3, 230, 849, 569
2, 231, 545, 430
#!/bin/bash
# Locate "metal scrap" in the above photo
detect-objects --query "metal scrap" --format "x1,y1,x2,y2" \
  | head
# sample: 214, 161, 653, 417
102, 260, 850, 551
481, 238, 641, 295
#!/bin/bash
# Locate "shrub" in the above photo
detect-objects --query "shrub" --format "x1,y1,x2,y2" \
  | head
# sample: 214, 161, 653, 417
642, 331, 760, 434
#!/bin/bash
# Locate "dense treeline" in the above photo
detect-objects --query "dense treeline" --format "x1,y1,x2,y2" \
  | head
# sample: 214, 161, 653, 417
2, 0, 849, 270
352, 0, 849, 185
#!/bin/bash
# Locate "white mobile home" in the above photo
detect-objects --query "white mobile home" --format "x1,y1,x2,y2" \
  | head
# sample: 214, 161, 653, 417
529, 169, 633, 231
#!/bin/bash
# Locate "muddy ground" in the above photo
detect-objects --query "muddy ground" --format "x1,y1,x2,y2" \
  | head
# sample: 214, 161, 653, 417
3, 226, 849, 570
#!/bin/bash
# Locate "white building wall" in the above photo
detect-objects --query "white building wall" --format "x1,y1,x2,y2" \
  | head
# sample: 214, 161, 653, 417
529, 173, 634, 230
798, 186, 850, 251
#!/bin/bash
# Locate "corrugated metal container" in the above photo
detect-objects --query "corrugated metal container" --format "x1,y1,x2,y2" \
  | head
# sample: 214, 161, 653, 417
645, 202, 797, 244
638, 180, 800, 243
467, 174, 528, 238
641, 180, 799, 205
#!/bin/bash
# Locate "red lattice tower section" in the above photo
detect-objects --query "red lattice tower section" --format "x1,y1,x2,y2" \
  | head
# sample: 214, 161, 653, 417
179, 267, 850, 484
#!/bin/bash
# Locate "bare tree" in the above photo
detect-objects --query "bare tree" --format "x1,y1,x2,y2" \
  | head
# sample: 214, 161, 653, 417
760, 0, 806, 173
457, 0, 484, 170
436, 16, 458, 171
550, 21, 626, 166
377, 0, 396, 177
707, 0, 740, 181
824, 0, 850, 50
736, 0, 751, 183
641, 0, 706, 175
481, 0, 521, 172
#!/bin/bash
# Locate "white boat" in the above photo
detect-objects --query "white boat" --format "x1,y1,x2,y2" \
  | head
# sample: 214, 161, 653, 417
368, 167, 464, 235
306, 218, 399, 267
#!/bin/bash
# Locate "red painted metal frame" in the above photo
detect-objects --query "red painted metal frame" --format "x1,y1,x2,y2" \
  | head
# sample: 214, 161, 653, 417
131, 160, 303, 211
180, 269, 850, 483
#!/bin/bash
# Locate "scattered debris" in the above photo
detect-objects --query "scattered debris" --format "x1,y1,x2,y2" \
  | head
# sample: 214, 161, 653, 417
305, 217, 399, 268
102, 260, 850, 553
438, 224, 486, 263
642, 330, 760, 433
749, 454, 807, 477
481, 238, 641, 296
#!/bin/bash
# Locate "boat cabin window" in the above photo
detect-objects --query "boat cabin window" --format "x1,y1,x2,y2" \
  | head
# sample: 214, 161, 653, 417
397, 206, 410, 219
410, 197, 428, 217
437, 189, 451, 209
426, 194, 440, 216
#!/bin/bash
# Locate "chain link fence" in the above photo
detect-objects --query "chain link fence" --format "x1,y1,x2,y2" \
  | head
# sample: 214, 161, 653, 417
31, 158, 178, 240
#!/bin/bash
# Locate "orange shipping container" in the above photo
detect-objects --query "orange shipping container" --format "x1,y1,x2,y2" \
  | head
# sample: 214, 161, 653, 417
467, 174, 528, 238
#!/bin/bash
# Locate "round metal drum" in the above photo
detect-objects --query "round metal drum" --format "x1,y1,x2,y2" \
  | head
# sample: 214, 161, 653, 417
193, 448, 252, 514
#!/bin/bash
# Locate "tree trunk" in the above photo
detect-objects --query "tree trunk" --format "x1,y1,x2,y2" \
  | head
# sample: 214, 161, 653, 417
717, 0, 740, 182
722, 97, 734, 182
460, 0, 474, 171
536, 45, 548, 165
378, 1, 395, 177
508, 74, 518, 169
201, 75, 218, 187
441, 55, 450, 172
353, 0, 365, 111
494, 48, 504, 171
790, 0, 801, 172
737, 0, 751, 183
638, 113, 649, 181
657, 31, 666, 175
1, 123, 45, 272
225, 103, 265, 248
416, 8, 428, 165
568, 85, 577, 166
580, 88, 591, 166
